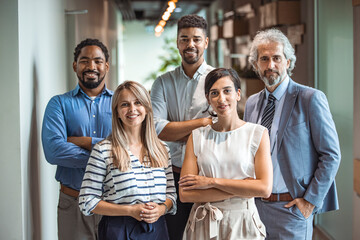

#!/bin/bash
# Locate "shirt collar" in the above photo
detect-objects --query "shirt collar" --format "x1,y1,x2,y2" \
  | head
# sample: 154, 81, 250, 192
71, 84, 113, 97
180, 60, 208, 81
264, 75, 289, 101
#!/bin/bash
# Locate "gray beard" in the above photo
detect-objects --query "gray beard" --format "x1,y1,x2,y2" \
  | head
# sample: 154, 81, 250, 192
262, 74, 281, 87
259, 70, 286, 88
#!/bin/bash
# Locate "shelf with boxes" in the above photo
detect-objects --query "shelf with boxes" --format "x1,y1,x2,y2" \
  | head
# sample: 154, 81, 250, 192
209, 0, 306, 101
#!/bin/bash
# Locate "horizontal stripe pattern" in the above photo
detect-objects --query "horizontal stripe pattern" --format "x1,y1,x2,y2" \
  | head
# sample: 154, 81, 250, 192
79, 140, 177, 216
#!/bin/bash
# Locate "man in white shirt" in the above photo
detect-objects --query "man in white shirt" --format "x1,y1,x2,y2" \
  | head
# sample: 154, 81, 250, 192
150, 14, 214, 240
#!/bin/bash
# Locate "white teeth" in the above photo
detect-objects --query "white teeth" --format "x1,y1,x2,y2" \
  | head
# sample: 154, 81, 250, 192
127, 115, 138, 119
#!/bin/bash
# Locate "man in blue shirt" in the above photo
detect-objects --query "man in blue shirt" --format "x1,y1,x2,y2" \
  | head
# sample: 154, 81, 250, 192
42, 38, 113, 240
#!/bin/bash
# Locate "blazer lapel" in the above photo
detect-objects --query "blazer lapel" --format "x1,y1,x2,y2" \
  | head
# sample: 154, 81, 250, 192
277, 79, 299, 150
252, 90, 266, 123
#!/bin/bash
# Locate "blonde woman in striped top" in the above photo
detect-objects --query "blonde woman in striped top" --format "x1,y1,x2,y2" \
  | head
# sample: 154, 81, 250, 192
79, 81, 176, 240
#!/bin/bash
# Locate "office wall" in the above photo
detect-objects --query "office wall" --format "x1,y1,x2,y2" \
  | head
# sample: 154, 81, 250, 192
0, 0, 123, 238
0, 0, 22, 239
0, 0, 67, 239
18, 0, 68, 239
317, 0, 354, 239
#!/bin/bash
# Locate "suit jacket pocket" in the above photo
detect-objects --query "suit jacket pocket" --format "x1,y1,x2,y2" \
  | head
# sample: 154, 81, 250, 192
287, 121, 306, 128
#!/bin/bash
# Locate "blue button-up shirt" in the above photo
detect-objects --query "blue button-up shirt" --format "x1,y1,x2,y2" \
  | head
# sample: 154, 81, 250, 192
42, 85, 113, 190
258, 76, 289, 193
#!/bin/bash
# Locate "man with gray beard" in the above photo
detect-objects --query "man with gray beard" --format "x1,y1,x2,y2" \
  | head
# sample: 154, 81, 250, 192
244, 29, 341, 239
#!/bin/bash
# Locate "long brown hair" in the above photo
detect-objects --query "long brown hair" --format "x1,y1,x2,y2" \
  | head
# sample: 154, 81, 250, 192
109, 81, 168, 171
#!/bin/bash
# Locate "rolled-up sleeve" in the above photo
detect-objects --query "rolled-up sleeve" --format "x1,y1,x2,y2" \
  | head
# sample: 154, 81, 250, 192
151, 77, 170, 135
78, 143, 106, 216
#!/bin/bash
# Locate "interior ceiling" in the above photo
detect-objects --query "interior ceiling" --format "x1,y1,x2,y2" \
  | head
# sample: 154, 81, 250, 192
114, 0, 215, 25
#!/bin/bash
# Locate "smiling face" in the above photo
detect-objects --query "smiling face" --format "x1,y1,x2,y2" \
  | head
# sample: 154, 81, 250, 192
207, 76, 241, 117
255, 41, 290, 91
73, 45, 109, 90
177, 27, 208, 66
116, 89, 147, 131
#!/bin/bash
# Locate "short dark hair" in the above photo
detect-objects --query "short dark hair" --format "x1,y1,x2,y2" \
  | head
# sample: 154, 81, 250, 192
204, 68, 241, 117
205, 68, 241, 96
177, 14, 207, 35
73, 38, 109, 62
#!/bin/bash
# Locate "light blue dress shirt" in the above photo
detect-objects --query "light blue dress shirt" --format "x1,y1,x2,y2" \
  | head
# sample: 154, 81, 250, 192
42, 84, 113, 190
151, 61, 214, 168
258, 76, 289, 193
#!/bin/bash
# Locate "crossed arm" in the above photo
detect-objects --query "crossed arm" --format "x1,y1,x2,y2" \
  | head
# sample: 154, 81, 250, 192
179, 130, 273, 203
158, 118, 212, 142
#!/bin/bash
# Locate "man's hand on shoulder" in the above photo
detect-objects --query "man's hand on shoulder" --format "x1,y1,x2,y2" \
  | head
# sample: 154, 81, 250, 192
67, 136, 92, 151
284, 198, 315, 219
201, 117, 213, 127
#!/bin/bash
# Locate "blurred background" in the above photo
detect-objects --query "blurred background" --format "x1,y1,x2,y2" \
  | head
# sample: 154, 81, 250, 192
1, 0, 360, 239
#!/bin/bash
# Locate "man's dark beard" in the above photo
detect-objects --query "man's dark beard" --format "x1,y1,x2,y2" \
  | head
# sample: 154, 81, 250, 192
183, 48, 199, 64
79, 71, 106, 89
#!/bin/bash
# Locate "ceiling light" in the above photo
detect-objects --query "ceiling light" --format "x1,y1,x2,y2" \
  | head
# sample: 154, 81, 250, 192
162, 11, 171, 21
155, 25, 163, 33
159, 20, 167, 27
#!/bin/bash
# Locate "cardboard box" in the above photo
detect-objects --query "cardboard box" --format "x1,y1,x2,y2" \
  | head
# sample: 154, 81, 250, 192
223, 18, 249, 38
210, 25, 223, 41
287, 24, 305, 45
259, 5, 266, 28
260, 1, 301, 28
249, 15, 260, 37
223, 19, 234, 38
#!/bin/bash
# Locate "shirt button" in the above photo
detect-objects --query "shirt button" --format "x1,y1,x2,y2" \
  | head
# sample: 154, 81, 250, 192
145, 182, 147, 184
93, 131, 96, 134
93, 115, 95, 118
142, 168, 144, 171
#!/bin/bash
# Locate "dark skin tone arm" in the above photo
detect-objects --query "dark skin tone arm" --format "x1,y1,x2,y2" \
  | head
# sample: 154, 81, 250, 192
67, 136, 92, 151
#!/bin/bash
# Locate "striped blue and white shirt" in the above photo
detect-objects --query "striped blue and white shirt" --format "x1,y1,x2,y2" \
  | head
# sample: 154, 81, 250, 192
79, 140, 177, 216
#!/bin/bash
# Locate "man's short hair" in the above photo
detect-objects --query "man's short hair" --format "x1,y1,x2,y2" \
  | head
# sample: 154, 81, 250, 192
248, 28, 296, 76
73, 38, 109, 62
177, 14, 207, 35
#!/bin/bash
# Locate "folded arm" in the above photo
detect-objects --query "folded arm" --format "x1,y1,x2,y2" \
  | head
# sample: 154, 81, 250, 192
179, 134, 234, 203
179, 130, 272, 202
150, 77, 211, 142
42, 97, 91, 168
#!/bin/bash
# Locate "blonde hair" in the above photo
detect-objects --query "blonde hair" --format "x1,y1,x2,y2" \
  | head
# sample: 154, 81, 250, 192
109, 81, 168, 171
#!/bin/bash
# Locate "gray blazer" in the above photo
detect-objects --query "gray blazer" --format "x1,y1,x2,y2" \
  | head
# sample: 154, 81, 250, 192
244, 79, 341, 213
